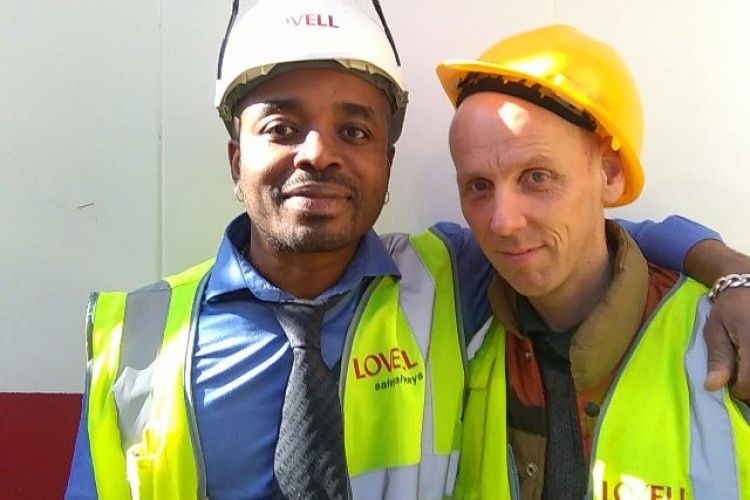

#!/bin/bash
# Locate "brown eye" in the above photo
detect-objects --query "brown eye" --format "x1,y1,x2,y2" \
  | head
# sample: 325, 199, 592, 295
266, 123, 295, 137
470, 179, 492, 193
342, 126, 367, 141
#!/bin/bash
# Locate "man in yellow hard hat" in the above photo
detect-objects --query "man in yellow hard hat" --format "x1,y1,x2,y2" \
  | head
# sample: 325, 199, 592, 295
66, 2, 750, 497
438, 25, 750, 499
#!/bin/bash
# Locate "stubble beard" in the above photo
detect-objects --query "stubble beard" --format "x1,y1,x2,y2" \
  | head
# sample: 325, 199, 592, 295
258, 214, 358, 254
251, 187, 386, 254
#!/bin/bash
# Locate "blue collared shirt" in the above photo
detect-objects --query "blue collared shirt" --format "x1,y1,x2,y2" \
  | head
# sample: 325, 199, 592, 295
65, 214, 718, 499
193, 216, 407, 498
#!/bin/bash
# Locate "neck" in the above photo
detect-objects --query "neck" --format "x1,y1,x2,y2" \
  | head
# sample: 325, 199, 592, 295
529, 231, 614, 332
245, 226, 360, 300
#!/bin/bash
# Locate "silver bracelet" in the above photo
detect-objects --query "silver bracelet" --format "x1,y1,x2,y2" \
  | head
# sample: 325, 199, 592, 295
708, 273, 750, 303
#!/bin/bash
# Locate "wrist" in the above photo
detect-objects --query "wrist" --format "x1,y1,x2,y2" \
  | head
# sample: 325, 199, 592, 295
684, 240, 750, 288
708, 274, 750, 303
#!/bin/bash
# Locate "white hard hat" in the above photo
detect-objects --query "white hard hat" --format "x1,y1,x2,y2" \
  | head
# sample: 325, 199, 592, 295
216, 0, 409, 142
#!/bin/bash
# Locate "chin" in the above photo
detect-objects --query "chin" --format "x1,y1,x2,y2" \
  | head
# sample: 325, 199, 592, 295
500, 272, 554, 298
288, 226, 363, 253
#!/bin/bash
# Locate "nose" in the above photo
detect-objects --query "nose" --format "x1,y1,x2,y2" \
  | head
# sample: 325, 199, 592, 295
293, 130, 341, 171
489, 188, 527, 236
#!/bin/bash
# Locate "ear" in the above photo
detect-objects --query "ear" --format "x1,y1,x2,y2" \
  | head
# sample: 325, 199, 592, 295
599, 140, 625, 206
228, 139, 241, 184
387, 145, 396, 175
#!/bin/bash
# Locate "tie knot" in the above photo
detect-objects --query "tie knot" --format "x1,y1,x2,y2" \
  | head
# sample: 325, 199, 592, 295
272, 301, 330, 349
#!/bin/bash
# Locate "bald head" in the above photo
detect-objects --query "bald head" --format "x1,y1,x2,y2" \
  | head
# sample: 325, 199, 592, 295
449, 92, 601, 172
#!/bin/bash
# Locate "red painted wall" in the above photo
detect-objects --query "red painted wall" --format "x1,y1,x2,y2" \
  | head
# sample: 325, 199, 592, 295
0, 393, 82, 498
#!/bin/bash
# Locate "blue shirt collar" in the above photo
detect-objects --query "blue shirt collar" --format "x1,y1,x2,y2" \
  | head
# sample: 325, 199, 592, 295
204, 213, 401, 303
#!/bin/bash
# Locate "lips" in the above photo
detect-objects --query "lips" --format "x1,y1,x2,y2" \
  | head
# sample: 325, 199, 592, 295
501, 247, 538, 256
498, 245, 543, 264
282, 182, 352, 199
281, 182, 353, 215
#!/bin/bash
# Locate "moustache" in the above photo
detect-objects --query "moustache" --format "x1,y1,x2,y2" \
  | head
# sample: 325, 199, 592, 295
281, 170, 358, 194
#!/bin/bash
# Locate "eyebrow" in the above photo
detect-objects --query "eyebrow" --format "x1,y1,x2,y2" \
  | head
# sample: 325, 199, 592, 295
337, 102, 377, 122
522, 152, 555, 168
253, 99, 299, 119
249, 99, 380, 123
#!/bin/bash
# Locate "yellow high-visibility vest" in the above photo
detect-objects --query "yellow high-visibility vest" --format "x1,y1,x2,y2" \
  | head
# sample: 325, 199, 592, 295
454, 276, 750, 500
86, 230, 466, 499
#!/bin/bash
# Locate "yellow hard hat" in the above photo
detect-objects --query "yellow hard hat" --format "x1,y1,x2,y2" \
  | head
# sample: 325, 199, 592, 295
436, 24, 644, 206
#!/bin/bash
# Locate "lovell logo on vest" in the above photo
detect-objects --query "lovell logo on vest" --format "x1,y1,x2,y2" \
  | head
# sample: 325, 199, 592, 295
352, 347, 424, 391
600, 481, 686, 500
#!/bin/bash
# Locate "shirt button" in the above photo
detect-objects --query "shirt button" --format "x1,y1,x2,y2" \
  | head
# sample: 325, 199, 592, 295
584, 401, 601, 417
525, 463, 539, 477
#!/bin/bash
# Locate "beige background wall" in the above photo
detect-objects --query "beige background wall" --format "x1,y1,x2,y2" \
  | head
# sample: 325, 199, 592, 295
2, 0, 748, 392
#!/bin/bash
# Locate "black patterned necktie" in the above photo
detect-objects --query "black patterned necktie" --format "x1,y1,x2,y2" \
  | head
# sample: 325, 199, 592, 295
272, 300, 350, 499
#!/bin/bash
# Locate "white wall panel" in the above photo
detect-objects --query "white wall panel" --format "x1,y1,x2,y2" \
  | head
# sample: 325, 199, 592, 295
0, 1, 162, 391
160, 0, 238, 275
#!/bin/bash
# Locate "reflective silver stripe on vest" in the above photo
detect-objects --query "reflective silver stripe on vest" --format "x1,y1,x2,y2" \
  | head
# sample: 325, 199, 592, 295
444, 449, 460, 496
85, 292, 98, 362
109, 275, 210, 499
466, 316, 493, 361
684, 295, 740, 498
380, 233, 434, 357
112, 281, 171, 450
349, 233, 455, 500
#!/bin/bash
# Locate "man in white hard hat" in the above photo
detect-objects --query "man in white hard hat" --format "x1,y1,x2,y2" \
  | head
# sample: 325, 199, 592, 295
66, 2, 750, 499
438, 25, 750, 499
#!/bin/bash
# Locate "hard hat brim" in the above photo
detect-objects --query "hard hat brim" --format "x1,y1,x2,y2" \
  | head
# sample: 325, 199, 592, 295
436, 59, 643, 206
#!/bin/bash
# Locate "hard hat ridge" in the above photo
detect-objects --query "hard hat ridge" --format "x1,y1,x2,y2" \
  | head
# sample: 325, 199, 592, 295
216, 0, 409, 143
456, 74, 598, 132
